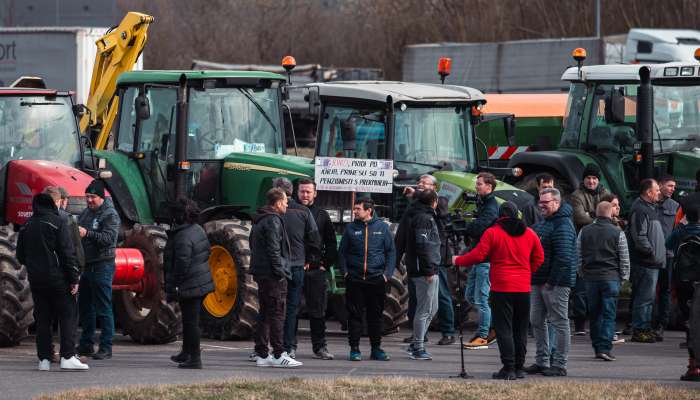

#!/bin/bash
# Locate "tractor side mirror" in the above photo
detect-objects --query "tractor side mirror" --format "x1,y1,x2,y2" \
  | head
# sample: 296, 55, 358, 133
505, 115, 517, 146
72, 104, 88, 118
605, 88, 625, 124
340, 117, 357, 151
307, 87, 321, 117
135, 94, 151, 120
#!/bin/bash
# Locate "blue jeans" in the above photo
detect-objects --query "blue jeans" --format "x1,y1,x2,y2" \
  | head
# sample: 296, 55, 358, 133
530, 284, 571, 369
572, 275, 587, 328
586, 280, 620, 354
78, 261, 115, 352
656, 257, 673, 328
466, 262, 491, 338
283, 265, 304, 352
437, 266, 455, 336
631, 266, 659, 332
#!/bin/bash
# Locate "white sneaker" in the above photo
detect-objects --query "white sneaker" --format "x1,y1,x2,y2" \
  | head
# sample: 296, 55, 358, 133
256, 355, 273, 367
270, 352, 302, 368
248, 352, 259, 362
60, 356, 89, 371
38, 359, 50, 371
612, 334, 626, 344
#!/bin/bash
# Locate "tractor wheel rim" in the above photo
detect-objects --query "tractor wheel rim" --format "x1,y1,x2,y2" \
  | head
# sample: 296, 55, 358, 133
203, 245, 237, 318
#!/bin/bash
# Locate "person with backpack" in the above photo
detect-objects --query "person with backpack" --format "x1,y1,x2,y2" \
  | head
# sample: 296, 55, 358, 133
666, 203, 700, 381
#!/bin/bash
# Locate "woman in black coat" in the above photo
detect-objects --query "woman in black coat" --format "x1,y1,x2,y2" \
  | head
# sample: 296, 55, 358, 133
164, 198, 214, 369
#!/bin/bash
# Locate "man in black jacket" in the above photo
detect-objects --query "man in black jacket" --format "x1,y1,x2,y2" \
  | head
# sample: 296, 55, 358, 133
403, 189, 441, 360
76, 179, 121, 361
17, 192, 87, 371
297, 178, 337, 360
249, 188, 301, 368
273, 177, 321, 359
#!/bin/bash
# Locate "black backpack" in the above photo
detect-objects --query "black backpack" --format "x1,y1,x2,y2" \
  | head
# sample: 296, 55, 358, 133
675, 228, 700, 282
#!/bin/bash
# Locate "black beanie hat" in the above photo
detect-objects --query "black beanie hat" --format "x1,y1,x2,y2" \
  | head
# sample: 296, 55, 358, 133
498, 201, 519, 219
85, 179, 106, 199
582, 163, 601, 180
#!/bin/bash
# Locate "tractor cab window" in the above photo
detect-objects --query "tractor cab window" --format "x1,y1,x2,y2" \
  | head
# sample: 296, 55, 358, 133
116, 86, 177, 160
586, 84, 637, 152
394, 104, 472, 176
652, 84, 700, 152
318, 105, 386, 159
560, 83, 587, 148
0, 95, 81, 166
186, 87, 282, 159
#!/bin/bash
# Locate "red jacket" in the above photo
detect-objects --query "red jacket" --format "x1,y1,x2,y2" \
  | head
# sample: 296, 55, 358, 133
454, 221, 544, 292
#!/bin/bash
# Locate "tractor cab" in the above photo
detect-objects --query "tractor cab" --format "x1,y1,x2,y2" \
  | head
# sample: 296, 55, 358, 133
109, 70, 301, 224
558, 59, 700, 203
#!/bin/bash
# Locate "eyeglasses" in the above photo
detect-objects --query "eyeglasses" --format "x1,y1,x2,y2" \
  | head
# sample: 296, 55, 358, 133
538, 200, 556, 205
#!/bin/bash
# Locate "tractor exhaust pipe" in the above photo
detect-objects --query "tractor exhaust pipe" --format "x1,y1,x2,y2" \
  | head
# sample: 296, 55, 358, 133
174, 74, 189, 201
637, 66, 653, 180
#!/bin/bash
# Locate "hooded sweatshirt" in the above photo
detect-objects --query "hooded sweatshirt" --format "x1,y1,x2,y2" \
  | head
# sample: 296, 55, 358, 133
249, 206, 291, 280
454, 216, 544, 292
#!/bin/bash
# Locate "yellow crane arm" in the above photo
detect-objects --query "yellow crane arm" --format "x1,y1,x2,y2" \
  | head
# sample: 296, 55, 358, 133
79, 12, 154, 150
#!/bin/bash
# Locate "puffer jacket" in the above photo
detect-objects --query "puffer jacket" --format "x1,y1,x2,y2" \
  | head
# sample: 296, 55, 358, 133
465, 192, 499, 245
569, 184, 607, 231
658, 196, 680, 257
628, 197, 666, 269
338, 215, 396, 281
249, 206, 291, 280
78, 198, 120, 265
396, 201, 441, 278
16, 193, 79, 290
164, 223, 214, 299
532, 202, 578, 287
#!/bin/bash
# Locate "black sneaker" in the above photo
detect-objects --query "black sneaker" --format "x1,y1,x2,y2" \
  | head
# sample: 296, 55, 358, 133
76, 346, 94, 357
652, 327, 664, 342
515, 368, 525, 379
595, 352, 616, 361
542, 366, 567, 377
313, 348, 334, 360
92, 349, 112, 360
523, 364, 546, 374
437, 336, 455, 345
492, 367, 517, 380
170, 351, 189, 363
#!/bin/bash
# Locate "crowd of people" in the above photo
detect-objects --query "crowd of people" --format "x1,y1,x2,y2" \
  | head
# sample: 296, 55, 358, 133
18, 167, 700, 382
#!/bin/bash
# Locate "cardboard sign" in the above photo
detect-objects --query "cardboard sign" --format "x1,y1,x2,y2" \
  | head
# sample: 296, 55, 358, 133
315, 157, 393, 193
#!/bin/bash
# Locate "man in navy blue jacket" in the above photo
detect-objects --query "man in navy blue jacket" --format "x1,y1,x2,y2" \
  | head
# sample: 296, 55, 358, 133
338, 198, 396, 362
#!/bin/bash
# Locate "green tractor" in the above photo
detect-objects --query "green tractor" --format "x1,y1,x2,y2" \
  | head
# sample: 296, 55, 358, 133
301, 80, 535, 327
94, 70, 318, 342
507, 58, 700, 211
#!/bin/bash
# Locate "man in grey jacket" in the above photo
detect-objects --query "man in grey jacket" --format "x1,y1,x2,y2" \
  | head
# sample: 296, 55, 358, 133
577, 201, 630, 361
628, 179, 666, 343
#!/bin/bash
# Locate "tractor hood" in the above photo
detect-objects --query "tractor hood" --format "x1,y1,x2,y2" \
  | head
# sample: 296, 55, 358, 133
220, 152, 314, 213
433, 170, 534, 212
5, 160, 100, 225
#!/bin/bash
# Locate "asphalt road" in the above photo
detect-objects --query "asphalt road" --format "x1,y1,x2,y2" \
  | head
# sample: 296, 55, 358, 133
0, 322, 698, 399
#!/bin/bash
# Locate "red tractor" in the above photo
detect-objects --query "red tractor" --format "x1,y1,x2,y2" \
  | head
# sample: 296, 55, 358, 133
0, 79, 146, 346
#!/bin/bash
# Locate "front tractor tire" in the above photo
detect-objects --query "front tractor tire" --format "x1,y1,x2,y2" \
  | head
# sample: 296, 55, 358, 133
200, 219, 259, 340
0, 226, 33, 347
113, 225, 181, 344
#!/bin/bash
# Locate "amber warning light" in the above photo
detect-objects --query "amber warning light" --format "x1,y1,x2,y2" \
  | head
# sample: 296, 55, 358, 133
281, 55, 297, 84
572, 48, 587, 62
694, 48, 700, 62
438, 57, 452, 84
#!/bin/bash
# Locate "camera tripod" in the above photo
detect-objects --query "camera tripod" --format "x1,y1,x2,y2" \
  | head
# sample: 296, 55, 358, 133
448, 235, 473, 379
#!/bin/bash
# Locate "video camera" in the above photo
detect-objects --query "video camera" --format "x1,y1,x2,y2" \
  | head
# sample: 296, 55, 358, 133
443, 192, 479, 251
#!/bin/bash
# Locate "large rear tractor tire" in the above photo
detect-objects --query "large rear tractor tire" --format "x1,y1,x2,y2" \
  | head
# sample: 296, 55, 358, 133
0, 226, 32, 347
200, 219, 259, 340
114, 225, 180, 344
382, 222, 408, 334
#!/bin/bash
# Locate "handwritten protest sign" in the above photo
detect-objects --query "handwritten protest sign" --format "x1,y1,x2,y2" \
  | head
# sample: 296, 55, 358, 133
315, 157, 394, 193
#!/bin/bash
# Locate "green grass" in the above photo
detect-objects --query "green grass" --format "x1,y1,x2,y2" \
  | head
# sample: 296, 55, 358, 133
37, 377, 699, 400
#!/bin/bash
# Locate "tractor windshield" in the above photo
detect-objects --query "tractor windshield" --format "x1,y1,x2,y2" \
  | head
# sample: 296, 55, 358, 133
0, 95, 81, 166
652, 84, 700, 152
394, 105, 474, 175
187, 87, 283, 159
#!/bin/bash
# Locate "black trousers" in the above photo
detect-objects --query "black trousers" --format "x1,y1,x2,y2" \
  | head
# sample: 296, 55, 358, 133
346, 276, 385, 348
32, 287, 77, 361
304, 268, 328, 352
254, 277, 288, 358
179, 296, 203, 359
491, 291, 530, 371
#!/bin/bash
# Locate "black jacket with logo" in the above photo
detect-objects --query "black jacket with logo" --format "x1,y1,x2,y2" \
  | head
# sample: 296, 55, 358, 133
396, 202, 441, 277
17, 194, 79, 290
78, 198, 121, 265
